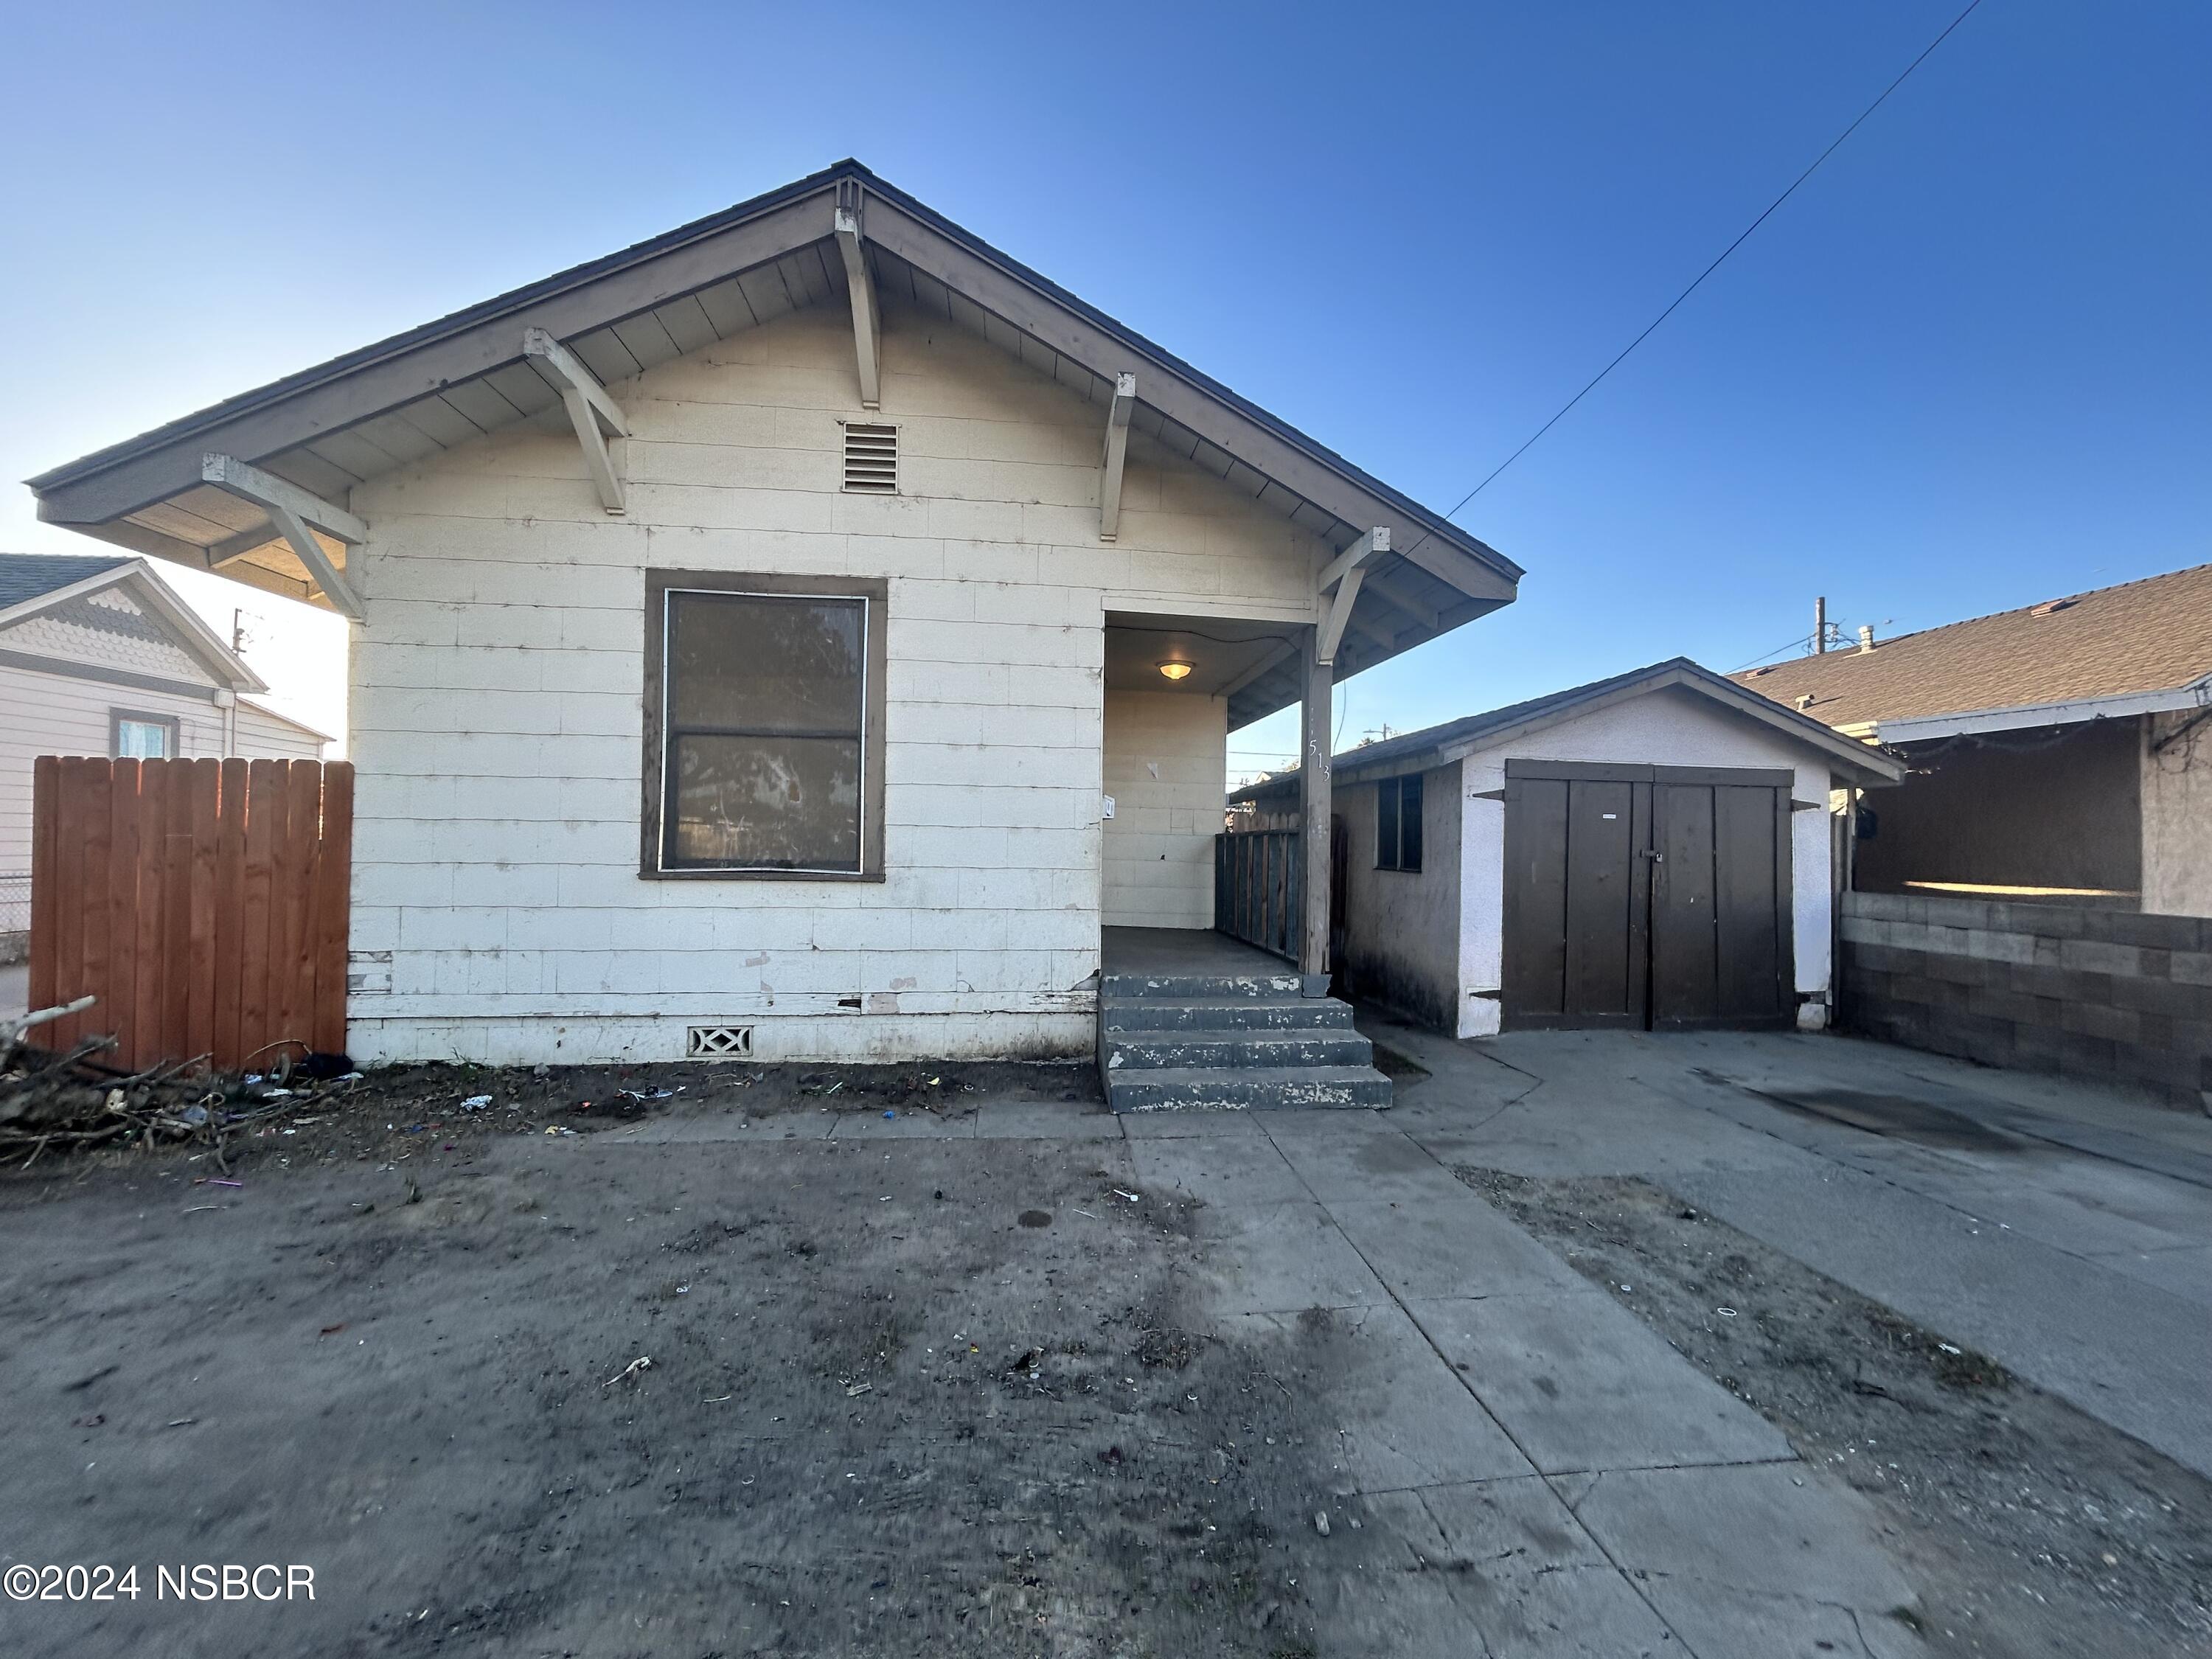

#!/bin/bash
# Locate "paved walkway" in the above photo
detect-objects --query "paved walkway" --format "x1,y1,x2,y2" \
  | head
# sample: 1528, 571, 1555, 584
1125, 1105, 1924, 1656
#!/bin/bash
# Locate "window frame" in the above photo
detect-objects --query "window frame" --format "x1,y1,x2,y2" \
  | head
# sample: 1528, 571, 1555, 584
110, 709, 179, 759
1374, 771, 1425, 874
640, 569, 888, 882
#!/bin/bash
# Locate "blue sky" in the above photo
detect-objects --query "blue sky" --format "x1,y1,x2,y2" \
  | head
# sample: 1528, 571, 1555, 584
4, 1, 2205, 776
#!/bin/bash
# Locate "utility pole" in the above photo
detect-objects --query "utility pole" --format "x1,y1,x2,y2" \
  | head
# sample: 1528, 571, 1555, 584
1815, 596, 1829, 655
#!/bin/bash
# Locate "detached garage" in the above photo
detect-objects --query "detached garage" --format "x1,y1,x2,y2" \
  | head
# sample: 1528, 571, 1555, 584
1229, 658, 1905, 1037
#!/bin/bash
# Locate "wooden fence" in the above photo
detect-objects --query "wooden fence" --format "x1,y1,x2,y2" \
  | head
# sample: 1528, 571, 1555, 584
28, 758, 354, 1071
1214, 828, 1301, 963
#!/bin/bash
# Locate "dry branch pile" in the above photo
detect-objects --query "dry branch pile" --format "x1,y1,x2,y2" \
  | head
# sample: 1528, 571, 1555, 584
1, 1003, 358, 1171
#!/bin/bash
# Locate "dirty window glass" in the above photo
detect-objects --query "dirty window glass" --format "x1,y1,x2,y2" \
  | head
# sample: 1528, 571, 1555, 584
1376, 773, 1422, 873
662, 591, 867, 871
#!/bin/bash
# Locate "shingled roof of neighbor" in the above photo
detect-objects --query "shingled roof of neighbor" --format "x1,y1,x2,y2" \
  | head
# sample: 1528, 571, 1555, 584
1736, 563, 2212, 729
0, 552, 131, 611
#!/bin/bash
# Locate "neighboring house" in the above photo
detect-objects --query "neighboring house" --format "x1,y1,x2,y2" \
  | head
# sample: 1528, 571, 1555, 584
26, 161, 1523, 1074
0, 552, 330, 956
1737, 564, 2212, 917
1231, 660, 1905, 1037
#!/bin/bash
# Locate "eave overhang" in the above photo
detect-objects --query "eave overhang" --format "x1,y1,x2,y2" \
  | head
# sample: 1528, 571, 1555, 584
27, 161, 1520, 720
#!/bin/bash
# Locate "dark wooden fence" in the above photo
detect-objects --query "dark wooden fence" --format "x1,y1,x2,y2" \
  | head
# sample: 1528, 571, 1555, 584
1214, 828, 1301, 963
28, 758, 354, 1071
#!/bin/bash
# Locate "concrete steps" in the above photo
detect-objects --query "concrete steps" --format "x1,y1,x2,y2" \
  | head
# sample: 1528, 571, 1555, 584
1104, 997, 1357, 1032
1099, 967, 1389, 1113
1103, 1064, 1394, 1113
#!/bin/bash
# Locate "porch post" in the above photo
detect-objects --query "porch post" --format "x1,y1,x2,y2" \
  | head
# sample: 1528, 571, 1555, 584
1298, 622, 1332, 995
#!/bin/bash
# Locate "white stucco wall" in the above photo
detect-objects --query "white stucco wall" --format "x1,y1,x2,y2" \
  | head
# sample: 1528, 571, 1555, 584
341, 296, 1325, 1065
1102, 688, 1225, 929
1455, 686, 1838, 1038
2142, 711, 2212, 917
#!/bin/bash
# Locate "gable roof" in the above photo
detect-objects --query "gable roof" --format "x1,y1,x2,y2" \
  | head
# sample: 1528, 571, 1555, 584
0, 552, 130, 609
0, 553, 268, 693
1234, 657, 1907, 804
1734, 563, 2212, 739
27, 161, 1520, 723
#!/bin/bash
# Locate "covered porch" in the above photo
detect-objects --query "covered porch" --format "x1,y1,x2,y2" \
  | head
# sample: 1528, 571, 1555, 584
1099, 533, 1444, 998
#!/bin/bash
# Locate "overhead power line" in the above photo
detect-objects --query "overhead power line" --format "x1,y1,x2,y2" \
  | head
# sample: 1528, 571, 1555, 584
1401, 0, 1988, 562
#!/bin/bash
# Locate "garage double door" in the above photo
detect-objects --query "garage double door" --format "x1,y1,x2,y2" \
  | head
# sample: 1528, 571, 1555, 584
1501, 761, 1795, 1032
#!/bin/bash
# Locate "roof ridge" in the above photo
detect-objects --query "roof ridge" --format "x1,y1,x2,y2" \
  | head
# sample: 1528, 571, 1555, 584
1237, 654, 1893, 795
1748, 559, 2212, 673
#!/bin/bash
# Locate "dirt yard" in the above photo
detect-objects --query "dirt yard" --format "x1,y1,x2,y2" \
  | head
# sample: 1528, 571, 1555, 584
1460, 1166, 2212, 1658
0, 1060, 1359, 1658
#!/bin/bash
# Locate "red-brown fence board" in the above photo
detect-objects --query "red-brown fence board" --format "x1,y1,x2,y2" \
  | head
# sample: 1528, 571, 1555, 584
107, 759, 141, 1065
25, 759, 354, 1072
311, 763, 353, 1056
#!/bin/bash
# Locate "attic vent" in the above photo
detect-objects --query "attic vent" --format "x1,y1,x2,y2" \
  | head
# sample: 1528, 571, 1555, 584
686, 1023, 754, 1058
842, 422, 897, 493
2031, 598, 2075, 617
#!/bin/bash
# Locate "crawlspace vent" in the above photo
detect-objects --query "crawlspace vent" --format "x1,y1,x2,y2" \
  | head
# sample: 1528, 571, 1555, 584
686, 1024, 754, 1058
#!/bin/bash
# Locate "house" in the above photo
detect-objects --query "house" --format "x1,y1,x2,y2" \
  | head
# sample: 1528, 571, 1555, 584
24, 161, 1521, 1085
0, 552, 329, 958
1736, 564, 2212, 917
1230, 660, 1905, 1037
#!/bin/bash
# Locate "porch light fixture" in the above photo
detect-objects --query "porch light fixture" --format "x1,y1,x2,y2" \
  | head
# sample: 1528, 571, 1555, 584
1157, 660, 1193, 682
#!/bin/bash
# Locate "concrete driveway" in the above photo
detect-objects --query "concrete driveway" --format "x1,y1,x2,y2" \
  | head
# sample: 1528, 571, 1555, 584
1366, 1017, 2212, 1485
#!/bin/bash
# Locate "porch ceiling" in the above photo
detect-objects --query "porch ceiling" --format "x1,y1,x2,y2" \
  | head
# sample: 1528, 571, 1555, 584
1105, 613, 1301, 720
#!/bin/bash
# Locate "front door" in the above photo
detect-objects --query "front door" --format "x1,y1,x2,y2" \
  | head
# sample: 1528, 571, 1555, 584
1502, 762, 1795, 1032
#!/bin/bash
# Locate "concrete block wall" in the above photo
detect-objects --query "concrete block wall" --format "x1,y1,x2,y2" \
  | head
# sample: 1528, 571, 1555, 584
1840, 889, 2212, 1107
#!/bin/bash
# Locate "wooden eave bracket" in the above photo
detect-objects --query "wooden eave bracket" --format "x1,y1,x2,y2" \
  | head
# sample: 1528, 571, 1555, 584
1099, 374, 1135, 540
200, 453, 367, 622
524, 327, 627, 515
833, 205, 882, 411
1317, 526, 1388, 666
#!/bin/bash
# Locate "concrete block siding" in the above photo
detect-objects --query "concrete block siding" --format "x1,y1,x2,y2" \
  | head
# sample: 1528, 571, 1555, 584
1841, 890, 2212, 1106
344, 301, 1324, 1065
1102, 689, 1227, 931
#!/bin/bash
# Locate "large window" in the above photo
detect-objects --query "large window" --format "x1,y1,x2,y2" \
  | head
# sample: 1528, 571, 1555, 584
642, 571, 887, 880
1375, 771, 1424, 872
111, 712, 178, 759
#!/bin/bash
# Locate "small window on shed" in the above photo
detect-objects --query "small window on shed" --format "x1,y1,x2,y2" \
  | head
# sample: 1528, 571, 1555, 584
842, 422, 897, 493
1375, 773, 1423, 872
